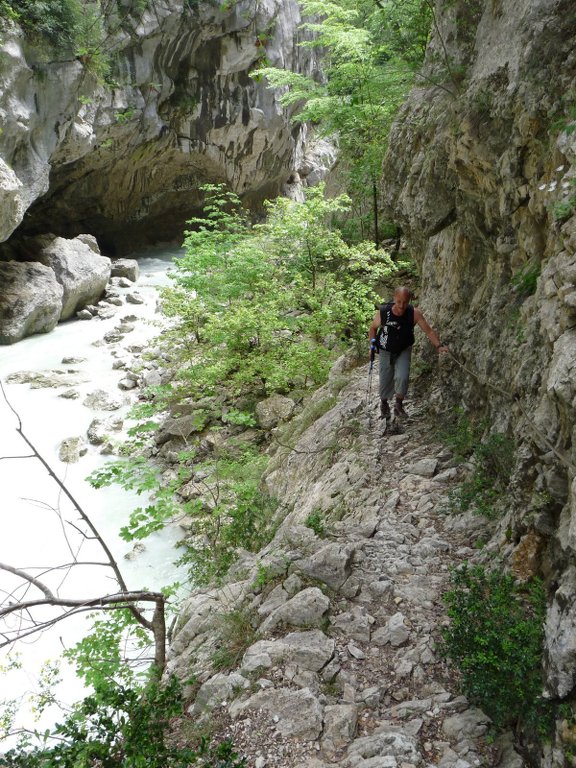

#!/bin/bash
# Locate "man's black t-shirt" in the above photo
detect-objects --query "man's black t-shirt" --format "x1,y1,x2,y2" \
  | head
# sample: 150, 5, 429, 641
378, 302, 415, 353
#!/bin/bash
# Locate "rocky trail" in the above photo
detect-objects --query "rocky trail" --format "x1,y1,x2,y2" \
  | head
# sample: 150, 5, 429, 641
167, 363, 524, 768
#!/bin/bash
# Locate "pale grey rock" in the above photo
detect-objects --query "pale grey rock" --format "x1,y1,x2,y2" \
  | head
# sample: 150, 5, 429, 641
59, 389, 80, 399
292, 542, 356, 590
123, 542, 146, 561
87, 417, 123, 445
321, 703, 358, 750
126, 292, 145, 305
494, 734, 525, 768
83, 389, 126, 411
345, 727, 422, 766
156, 412, 210, 444
347, 644, 365, 660
442, 708, 490, 740
104, 295, 124, 306
257, 584, 289, 618
255, 394, 296, 429
544, 565, 576, 697
7, 369, 87, 388
36, 236, 111, 320
97, 306, 118, 319
111, 258, 139, 282
241, 629, 335, 674
118, 377, 137, 390
231, 687, 323, 740
141, 369, 162, 388
330, 605, 374, 643
191, 672, 250, 714
76, 309, 93, 320
76, 234, 100, 254
0, 261, 63, 344
61, 356, 86, 364
58, 436, 87, 463
258, 587, 330, 634
359, 686, 383, 708
0, 157, 25, 241
390, 698, 432, 718
372, 612, 410, 647
406, 458, 438, 478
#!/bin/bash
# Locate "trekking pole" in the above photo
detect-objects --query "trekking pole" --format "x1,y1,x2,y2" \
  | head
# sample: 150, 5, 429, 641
366, 342, 376, 425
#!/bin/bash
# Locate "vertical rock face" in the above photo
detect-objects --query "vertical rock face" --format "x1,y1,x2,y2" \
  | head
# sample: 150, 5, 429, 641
382, 0, 576, 745
0, 0, 322, 252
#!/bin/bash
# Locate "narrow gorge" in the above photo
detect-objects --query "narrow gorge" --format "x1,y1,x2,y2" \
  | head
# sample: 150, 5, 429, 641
1, 1, 576, 767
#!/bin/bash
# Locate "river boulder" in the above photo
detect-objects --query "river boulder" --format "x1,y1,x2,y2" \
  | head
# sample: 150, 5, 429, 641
0, 260, 63, 344
36, 235, 112, 320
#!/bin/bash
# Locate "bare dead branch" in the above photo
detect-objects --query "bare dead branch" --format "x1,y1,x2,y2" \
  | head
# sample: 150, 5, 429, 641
0, 562, 55, 600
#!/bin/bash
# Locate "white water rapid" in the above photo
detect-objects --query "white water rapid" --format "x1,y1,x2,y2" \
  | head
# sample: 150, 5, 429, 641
0, 247, 186, 747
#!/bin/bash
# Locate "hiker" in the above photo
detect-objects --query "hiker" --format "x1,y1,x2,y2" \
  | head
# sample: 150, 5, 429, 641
368, 287, 448, 420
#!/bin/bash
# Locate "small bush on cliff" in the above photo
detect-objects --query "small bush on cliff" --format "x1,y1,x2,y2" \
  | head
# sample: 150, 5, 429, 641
442, 412, 514, 518
443, 564, 548, 731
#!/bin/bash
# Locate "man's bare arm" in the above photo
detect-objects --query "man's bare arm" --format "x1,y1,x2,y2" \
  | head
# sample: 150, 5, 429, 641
414, 308, 448, 352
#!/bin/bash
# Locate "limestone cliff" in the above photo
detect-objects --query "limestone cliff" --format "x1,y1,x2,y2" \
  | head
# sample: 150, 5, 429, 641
382, 0, 576, 763
0, 0, 323, 253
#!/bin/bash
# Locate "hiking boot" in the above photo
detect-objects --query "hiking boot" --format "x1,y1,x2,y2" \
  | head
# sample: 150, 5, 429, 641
394, 399, 409, 420
380, 399, 391, 420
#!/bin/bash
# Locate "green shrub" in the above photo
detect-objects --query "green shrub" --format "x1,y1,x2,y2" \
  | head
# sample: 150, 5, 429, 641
511, 260, 541, 296
1, 0, 79, 49
211, 608, 257, 672
2, 674, 246, 767
442, 564, 548, 731
441, 412, 514, 519
439, 408, 484, 462
452, 432, 514, 518
305, 510, 327, 538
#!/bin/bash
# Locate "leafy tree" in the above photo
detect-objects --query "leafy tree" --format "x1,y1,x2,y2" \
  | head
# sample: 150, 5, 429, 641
258, 0, 432, 246
162, 183, 393, 401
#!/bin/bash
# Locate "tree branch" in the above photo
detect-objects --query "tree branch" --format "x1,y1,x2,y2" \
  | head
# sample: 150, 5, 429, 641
0, 562, 55, 600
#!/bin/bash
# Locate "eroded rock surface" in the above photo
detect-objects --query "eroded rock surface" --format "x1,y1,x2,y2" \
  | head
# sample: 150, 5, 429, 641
0, 0, 329, 252
166, 368, 520, 767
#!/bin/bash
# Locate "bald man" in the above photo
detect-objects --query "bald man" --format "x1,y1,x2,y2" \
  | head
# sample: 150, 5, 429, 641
368, 287, 448, 420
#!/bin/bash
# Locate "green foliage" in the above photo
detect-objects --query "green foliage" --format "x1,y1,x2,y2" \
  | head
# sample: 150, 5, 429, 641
3, 674, 245, 767
258, 0, 432, 244
211, 608, 257, 672
452, 432, 515, 519
223, 408, 257, 427
162, 183, 394, 401
0, 0, 80, 49
511, 260, 541, 296
175, 447, 279, 586
441, 410, 515, 518
442, 564, 548, 731
305, 510, 327, 538
439, 407, 483, 462
553, 196, 576, 222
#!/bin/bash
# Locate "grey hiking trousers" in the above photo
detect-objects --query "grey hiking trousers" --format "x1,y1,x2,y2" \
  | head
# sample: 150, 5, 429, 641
379, 346, 412, 400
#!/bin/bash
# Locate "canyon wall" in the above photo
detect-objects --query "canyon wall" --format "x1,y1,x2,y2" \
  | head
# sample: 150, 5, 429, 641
383, 1, 576, 762
0, 0, 325, 254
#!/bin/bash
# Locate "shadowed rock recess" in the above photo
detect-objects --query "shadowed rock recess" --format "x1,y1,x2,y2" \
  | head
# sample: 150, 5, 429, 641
0, 0, 325, 253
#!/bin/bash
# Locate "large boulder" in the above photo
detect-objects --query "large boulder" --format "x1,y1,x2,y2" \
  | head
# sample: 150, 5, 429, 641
255, 394, 296, 429
0, 260, 63, 344
111, 258, 139, 282
36, 235, 111, 320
